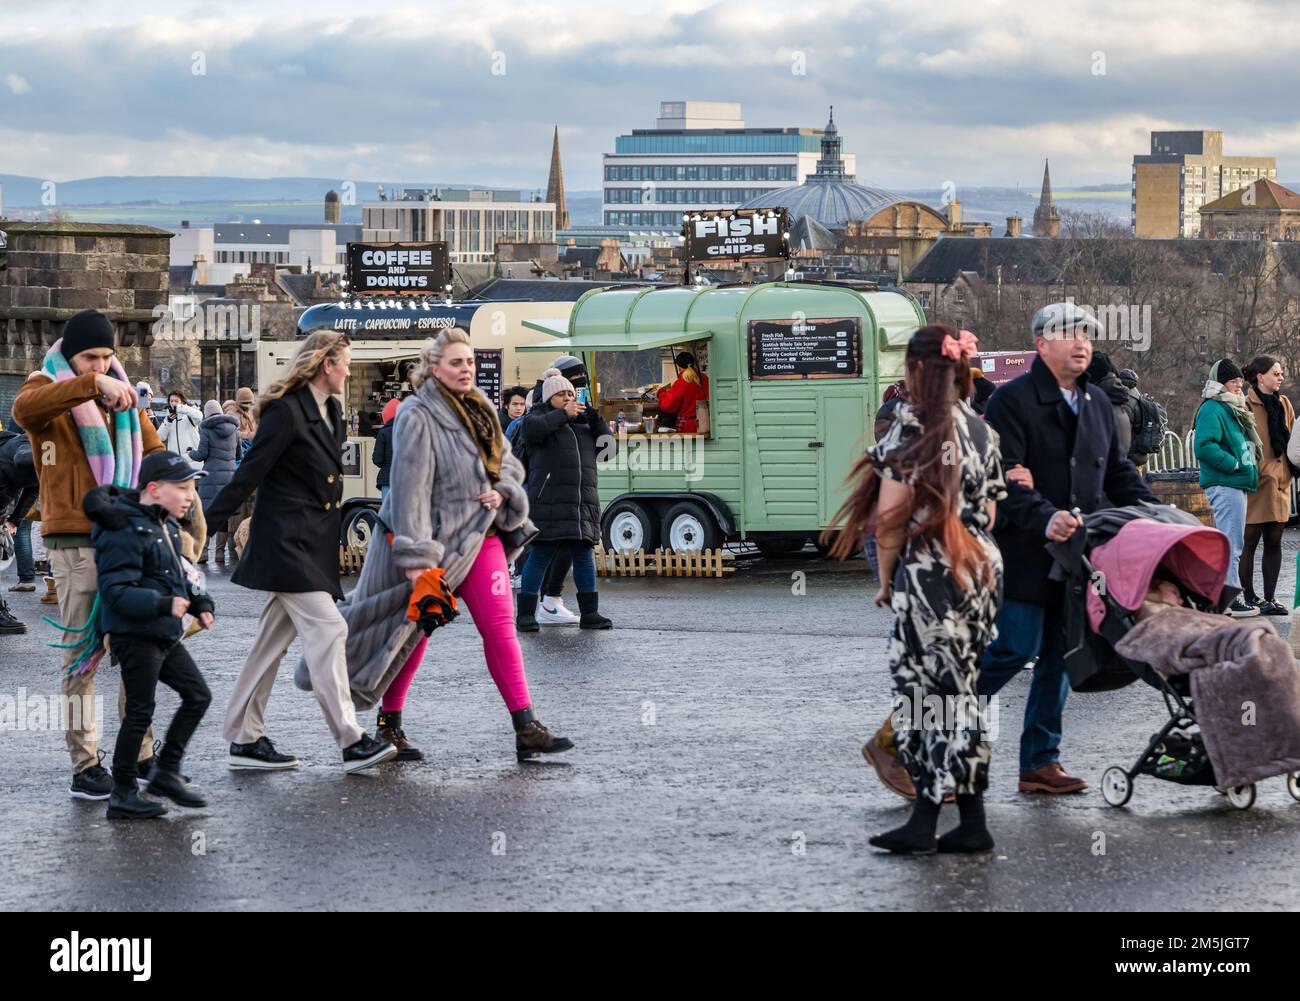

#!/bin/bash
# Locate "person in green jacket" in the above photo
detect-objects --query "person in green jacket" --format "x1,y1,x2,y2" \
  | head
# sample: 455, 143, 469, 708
1195, 357, 1262, 617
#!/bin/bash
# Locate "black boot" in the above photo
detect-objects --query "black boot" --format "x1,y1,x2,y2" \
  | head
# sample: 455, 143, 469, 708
0, 598, 25, 635
868, 793, 941, 854
106, 782, 167, 820
575, 591, 612, 630
146, 767, 207, 808
937, 792, 995, 853
516, 592, 540, 633
376, 709, 423, 761
511, 706, 574, 761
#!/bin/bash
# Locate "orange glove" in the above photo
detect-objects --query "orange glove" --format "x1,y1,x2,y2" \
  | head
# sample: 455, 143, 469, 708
407, 567, 459, 634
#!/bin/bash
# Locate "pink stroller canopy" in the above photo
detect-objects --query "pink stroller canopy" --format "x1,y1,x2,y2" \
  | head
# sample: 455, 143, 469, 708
1086, 520, 1229, 632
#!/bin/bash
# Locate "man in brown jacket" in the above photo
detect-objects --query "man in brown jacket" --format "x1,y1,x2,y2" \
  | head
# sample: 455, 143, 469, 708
13, 310, 167, 800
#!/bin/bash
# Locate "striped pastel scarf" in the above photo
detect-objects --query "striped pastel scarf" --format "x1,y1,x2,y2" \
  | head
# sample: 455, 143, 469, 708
42, 340, 142, 489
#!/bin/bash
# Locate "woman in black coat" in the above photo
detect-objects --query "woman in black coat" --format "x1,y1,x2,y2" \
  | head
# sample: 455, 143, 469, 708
189, 401, 240, 564
515, 370, 613, 630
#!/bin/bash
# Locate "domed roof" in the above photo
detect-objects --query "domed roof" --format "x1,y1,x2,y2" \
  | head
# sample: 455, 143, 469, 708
738, 108, 904, 229
738, 178, 904, 230
325, 189, 340, 202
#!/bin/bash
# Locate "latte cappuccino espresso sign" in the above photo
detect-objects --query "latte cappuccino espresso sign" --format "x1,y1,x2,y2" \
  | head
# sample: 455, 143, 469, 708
346, 242, 451, 295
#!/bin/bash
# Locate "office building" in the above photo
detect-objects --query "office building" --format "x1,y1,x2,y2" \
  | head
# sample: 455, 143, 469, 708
1132, 130, 1276, 237
602, 100, 856, 227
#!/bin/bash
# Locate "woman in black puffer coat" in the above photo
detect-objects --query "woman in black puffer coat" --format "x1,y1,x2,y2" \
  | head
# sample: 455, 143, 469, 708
515, 370, 614, 630
189, 401, 240, 564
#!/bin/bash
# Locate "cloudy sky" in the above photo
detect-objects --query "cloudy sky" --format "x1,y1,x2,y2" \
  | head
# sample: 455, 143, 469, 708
2, 0, 1298, 192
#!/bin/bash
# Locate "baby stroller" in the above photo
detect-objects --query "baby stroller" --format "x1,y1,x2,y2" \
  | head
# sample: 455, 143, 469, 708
1048, 502, 1300, 810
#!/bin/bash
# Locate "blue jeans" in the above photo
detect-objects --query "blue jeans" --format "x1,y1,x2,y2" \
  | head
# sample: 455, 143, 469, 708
13, 519, 34, 583
977, 598, 1070, 772
521, 541, 596, 595
380, 484, 389, 502
1204, 485, 1246, 589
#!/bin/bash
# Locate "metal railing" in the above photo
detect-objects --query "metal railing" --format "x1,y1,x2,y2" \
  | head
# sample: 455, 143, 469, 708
1142, 427, 1300, 521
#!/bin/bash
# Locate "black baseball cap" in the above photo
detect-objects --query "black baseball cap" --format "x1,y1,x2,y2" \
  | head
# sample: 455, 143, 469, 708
137, 451, 206, 488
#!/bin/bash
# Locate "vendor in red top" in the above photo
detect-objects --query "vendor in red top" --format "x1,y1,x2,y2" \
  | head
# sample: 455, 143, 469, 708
656, 352, 709, 433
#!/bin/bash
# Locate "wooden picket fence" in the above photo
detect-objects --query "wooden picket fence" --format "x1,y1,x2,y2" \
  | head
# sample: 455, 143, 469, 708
339, 546, 367, 576
338, 543, 735, 579
594, 546, 735, 578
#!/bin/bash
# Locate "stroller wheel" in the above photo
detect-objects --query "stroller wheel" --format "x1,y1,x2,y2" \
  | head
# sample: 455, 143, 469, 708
1223, 784, 1256, 810
1287, 772, 1300, 803
1101, 766, 1132, 807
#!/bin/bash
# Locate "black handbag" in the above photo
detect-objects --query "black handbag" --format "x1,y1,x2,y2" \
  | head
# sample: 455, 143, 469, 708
500, 521, 539, 552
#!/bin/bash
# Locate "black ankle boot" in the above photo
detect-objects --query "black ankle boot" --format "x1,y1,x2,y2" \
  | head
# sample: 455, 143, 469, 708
937, 792, 995, 854
575, 591, 612, 629
377, 709, 423, 761
146, 767, 207, 808
106, 783, 167, 820
516, 593, 540, 633
869, 793, 941, 854
511, 706, 574, 761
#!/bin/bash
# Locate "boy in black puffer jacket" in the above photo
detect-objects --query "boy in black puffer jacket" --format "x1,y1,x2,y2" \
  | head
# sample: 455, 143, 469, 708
84, 451, 215, 820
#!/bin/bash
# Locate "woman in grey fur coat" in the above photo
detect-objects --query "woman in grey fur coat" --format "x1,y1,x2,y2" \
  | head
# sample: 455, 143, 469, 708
296, 328, 573, 762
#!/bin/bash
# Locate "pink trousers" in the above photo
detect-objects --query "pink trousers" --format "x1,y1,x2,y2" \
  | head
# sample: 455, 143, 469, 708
382, 535, 531, 713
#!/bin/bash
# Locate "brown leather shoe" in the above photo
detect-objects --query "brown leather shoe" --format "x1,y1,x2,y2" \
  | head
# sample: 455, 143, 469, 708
376, 710, 423, 762
1019, 762, 1088, 794
863, 736, 916, 800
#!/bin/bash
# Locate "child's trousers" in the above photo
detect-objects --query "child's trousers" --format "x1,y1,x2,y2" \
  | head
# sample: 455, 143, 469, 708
108, 635, 212, 788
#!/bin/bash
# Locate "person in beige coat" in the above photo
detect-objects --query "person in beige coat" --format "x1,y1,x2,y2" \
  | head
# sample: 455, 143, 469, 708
1242, 355, 1295, 615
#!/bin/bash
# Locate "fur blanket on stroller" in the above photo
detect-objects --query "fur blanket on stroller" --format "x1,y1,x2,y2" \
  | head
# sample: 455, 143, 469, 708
1115, 607, 1300, 788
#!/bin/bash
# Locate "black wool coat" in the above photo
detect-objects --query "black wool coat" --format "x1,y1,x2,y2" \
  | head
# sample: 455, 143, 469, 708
982, 355, 1156, 606
522, 402, 610, 544
205, 385, 347, 599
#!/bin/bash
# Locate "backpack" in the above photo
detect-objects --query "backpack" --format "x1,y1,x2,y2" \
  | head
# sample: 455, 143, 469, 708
506, 416, 529, 476
1127, 391, 1167, 459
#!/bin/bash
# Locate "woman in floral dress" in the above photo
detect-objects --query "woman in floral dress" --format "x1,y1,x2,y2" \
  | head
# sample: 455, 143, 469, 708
826, 324, 1006, 855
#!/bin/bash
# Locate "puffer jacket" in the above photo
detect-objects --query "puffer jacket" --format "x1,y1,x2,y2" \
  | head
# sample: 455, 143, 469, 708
84, 485, 215, 643
522, 400, 611, 543
188, 413, 240, 509
158, 404, 203, 465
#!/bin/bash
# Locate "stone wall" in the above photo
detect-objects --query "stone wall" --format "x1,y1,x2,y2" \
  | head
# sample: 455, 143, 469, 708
0, 221, 173, 384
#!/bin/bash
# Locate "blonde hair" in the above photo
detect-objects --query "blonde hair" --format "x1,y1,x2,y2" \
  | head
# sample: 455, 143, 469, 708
259, 331, 350, 414
411, 327, 472, 389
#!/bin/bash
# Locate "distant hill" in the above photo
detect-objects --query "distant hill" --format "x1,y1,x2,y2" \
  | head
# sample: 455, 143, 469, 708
7, 174, 1294, 231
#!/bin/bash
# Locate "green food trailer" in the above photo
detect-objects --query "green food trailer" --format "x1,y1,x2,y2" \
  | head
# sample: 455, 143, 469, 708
519, 280, 925, 556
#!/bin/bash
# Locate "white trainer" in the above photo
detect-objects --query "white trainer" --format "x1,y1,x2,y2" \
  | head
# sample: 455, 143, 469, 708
537, 596, 580, 626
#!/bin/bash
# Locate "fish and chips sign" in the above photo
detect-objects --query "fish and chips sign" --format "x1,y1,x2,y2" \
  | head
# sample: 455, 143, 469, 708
683, 209, 791, 264
345, 242, 451, 296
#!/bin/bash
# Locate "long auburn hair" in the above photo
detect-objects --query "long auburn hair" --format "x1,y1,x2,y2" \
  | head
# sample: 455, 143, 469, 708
822, 324, 992, 590
258, 331, 350, 415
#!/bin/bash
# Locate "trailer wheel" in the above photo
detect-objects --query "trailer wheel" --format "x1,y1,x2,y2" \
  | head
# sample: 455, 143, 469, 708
661, 501, 721, 553
602, 500, 659, 552
1288, 771, 1300, 802
1224, 784, 1256, 810
343, 506, 380, 554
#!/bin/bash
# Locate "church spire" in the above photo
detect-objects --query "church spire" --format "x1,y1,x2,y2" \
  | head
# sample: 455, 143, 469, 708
546, 125, 569, 231
1032, 157, 1060, 237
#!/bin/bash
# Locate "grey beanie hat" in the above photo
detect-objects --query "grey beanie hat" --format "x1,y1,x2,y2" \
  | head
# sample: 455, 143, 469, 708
1031, 301, 1103, 343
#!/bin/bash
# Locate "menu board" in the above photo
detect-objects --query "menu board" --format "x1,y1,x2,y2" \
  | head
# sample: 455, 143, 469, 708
747, 317, 861, 380
474, 349, 503, 407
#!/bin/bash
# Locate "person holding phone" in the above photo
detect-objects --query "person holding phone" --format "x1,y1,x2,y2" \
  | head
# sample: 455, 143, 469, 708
158, 390, 203, 468
514, 369, 614, 631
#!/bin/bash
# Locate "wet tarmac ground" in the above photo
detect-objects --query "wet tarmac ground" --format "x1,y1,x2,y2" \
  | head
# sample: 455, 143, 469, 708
3, 542, 1300, 911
